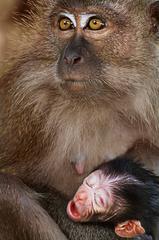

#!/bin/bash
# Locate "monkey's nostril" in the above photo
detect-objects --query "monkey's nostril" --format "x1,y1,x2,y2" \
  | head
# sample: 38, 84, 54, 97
64, 56, 83, 65
73, 56, 82, 65
64, 57, 69, 64
76, 191, 88, 204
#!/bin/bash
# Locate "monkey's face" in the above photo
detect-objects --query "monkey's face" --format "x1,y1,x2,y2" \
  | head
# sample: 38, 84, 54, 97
3, 0, 159, 127
48, 0, 155, 100
67, 170, 111, 221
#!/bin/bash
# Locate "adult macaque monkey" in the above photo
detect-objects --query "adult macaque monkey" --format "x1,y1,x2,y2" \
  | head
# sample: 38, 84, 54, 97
0, 0, 159, 240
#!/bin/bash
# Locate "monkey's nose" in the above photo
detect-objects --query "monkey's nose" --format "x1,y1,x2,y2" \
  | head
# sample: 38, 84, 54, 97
64, 54, 83, 65
75, 191, 88, 204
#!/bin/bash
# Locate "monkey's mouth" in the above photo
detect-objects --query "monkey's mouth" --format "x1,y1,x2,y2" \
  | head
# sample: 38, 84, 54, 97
63, 79, 86, 83
67, 200, 91, 222
67, 201, 83, 221
61, 80, 87, 92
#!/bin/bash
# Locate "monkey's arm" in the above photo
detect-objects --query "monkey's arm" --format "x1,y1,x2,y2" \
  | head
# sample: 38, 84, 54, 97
0, 173, 68, 240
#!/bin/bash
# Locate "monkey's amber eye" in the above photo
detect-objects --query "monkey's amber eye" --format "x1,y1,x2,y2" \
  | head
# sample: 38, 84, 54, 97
59, 18, 74, 31
88, 18, 105, 30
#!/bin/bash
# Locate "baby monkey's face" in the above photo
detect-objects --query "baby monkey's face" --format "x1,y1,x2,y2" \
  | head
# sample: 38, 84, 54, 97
67, 169, 114, 222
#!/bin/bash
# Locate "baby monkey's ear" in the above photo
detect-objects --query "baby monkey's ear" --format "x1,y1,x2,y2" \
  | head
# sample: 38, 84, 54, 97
115, 220, 145, 238
149, 1, 159, 35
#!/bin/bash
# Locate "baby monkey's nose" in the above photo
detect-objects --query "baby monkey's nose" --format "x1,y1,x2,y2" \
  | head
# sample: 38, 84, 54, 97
75, 191, 88, 204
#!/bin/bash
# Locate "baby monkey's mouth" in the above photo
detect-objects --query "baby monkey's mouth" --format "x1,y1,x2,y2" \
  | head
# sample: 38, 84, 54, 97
67, 200, 93, 222
67, 201, 82, 221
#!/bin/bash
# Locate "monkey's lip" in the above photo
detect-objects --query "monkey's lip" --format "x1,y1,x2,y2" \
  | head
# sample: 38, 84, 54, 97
63, 79, 86, 83
67, 201, 82, 222
61, 79, 87, 91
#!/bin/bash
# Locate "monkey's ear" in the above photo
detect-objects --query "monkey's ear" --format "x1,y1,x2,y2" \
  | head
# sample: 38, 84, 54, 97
115, 220, 145, 238
149, 1, 159, 35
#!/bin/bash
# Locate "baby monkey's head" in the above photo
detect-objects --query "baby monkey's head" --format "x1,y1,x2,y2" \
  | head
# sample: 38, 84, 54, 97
67, 169, 121, 222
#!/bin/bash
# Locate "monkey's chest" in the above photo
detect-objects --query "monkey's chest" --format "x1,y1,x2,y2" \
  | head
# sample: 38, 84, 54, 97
44, 119, 138, 197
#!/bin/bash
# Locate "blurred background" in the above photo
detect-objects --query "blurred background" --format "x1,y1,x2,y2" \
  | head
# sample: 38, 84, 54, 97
0, 0, 19, 59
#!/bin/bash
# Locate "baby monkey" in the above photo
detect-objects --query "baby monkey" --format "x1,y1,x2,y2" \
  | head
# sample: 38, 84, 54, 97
67, 157, 159, 239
